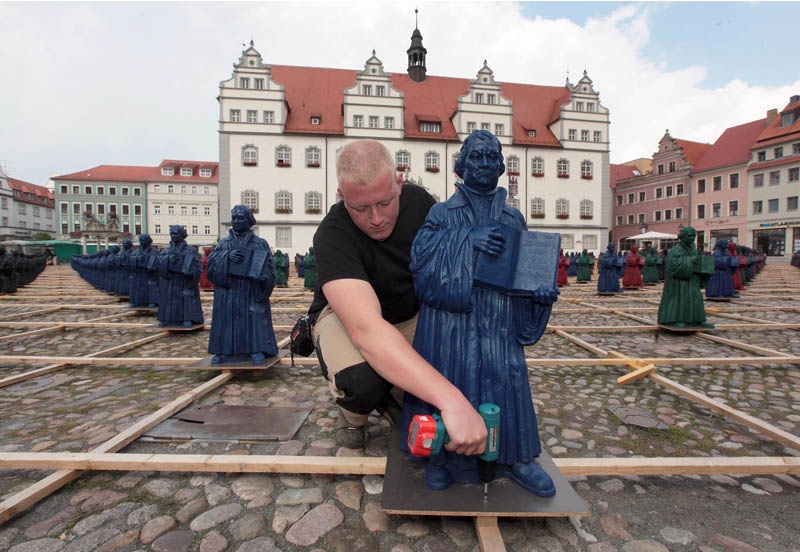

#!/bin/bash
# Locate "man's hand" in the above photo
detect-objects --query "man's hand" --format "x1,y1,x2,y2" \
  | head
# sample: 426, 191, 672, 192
439, 401, 487, 456
472, 226, 505, 257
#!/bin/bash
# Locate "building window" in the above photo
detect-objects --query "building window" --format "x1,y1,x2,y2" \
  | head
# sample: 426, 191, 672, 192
425, 152, 440, 172
528, 129, 536, 137
204, 225, 211, 235
396, 150, 410, 170
781, 113, 795, 127
275, 190, 292, 213
154, 224, 161, 234
230, 109, 241, 122
263, 111, 274, 124
369, 116, 379, 129
134, 187, 141, 196
581, 130, 589, 141
668, 161, 676, 172
353, 115, 364, 128
627, 214, 635, 225
276, 226, 292, 248
254, 78, 264, 89
531, 157, 544, 176
788, 168, 799, 182
697, 179, 706, 193
757, 151, 766, 162
305, 146, 321, 167
241, 190, 259, 213
242, 145, 258, 166
712, 202, 721, 218
656, 188, 663, 199
657, 164, 664, 175
530, 197, 545, 218
575, 101, 584, 112
420, 121, 441, 133
616, 215, 623, 225
161, 167, 174, 177
305, 191, 322, 213
154, 204, 161, 215
73, 203, 81, 214
557, 159, 569, 178
677, 183, 685, 195
580, 160, 593, 179
480, 122, 490, 131
200, 168, 212, 178
754, 174, 764, 187
638, 213, 645, 224
191, 206, 198, 216
639, 191, 646, 202
122, 204, 130, 216
666, 185, 673, 197
665, 209, 673, 221
190, 224, 198, 235
247, 110, 257, 123
794, 143, 800, 155
696, 204, 705, 219
729, 173, 739, 188
60, 202, 67, 214
729, 200, 739, 216
769, 171, 780, 185
506, 156, 519, 175
768, 198, 779, 213
376, 86, 385, 96
362, 84, 372, 96
204, 186, 210, 195
561, 234, 574, 249
385, 117, 394, 129
466, 121, 476, 134
579, 199, 593, 219
276, 145, 291, 166
494, 123, 504, 136
487, 94, 496, 104
555, 198, 569, 218
787, 196, 798, 211
774, 147, 783, 159
713, 176, 722, 191
675, 207, 683, 219
617, 195, 623, 206
17, 203, 26, 215
475, 93, 483, 103
587, 103, 596, 113
593, 131, 602, 142
583, 234, 597, 250
121, 187, 129, 196
178, 167, 191, 177
752, 200, 763, 215
654, 211, 662, 222
568, 129, 576, 141
167, 205, 175, 215
166, 185, 173, 194
204, 206, 211, 216
239, 77, 249, 89
628, 193, 634, 204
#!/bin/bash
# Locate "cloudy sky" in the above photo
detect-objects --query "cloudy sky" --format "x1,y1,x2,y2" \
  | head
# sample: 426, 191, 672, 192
1, 1, 798, 187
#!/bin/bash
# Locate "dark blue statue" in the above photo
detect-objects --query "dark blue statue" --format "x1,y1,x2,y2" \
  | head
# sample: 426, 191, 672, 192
567, 252, 578, 276
207, 205, 278, 364
115, 238, 134, 297
129, 234, 160, 308
705, 238, 739, 299
401, 130, 558, 497
156, 225, 204, 328
597, 243, 623, 293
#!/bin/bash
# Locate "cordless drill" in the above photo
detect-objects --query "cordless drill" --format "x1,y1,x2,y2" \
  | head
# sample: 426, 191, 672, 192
407, 403, 500, 499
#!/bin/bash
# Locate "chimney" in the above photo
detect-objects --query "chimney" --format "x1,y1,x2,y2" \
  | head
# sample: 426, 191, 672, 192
766, 108, 778, 122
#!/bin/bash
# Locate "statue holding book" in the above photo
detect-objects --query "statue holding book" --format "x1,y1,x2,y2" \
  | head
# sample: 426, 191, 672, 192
597, 243, 622, 293
207, 205, 279, 364
129, 233, 159, 308
401, 130, 559, 497
657, 226, 714, 329
156, 225, 204, 328
275, 250, 289, 287
575, 249, 592, 282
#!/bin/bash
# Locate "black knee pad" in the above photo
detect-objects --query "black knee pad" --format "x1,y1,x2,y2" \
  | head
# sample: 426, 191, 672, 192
334, 362, 392, 415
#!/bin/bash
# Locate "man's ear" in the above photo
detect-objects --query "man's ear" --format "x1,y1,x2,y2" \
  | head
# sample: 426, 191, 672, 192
336, 188, 343, 201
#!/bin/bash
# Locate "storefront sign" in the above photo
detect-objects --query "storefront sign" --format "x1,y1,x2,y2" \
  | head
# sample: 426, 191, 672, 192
756, 219, 800, 228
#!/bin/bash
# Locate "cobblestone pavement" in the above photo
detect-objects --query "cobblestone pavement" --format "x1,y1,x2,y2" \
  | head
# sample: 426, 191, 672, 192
0, 265, 798, 551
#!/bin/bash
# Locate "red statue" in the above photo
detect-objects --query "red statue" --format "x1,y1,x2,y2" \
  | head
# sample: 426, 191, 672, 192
199, 247, 214, 290
556, 248, 570, 287
622, 244, 645, 289
729, 241, 743, 290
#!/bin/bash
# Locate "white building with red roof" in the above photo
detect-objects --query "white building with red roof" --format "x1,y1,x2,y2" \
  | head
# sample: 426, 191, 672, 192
747, 95, 800, 258
0, 167, 56, 241
217, 29, 611, 257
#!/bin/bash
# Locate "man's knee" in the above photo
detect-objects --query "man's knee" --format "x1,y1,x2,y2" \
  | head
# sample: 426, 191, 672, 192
333, 362, 392, 415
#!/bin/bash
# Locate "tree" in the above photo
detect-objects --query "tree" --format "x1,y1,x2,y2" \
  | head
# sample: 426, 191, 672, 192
32, 232, 53, 241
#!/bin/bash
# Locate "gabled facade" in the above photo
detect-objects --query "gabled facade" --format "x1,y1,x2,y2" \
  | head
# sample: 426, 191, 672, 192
613, 132, 711, 251
690, 115, 773, 251
217, 34, 611, 258
0, 167, 55, 240
747, 95, 800, 259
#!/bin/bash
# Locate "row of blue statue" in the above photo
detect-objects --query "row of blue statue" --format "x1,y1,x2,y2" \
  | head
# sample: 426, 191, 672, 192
0, 248, 47, 294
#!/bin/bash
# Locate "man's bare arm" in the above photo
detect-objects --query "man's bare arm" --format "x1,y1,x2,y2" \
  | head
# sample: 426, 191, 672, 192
323, 278, 487, 455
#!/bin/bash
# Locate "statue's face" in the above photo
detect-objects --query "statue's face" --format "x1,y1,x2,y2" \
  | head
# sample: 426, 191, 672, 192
231, 209, 252, 234
170, 227, 186, 244
460, 134, 503, 193
607, 244, 615, 253
680, 229, 696, 245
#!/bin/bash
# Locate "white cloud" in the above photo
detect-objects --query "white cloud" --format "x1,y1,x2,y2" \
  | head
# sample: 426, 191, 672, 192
0, 2, 796, 185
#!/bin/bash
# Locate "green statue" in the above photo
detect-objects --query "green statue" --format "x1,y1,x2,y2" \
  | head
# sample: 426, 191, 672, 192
303, 247, 317, 290
657, 226, 714, 329
275, 250, 289, 287
575, 249, 592, 282
641, 245, 661, 285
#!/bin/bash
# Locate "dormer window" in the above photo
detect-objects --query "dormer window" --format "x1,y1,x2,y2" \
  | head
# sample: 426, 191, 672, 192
527, 129, 536, 138
420, 121, 441, 134
200, 168, 212, 178
782, 112, 795, 127
180, 167, 193, 177
161, 167, 174, 176
311, 116, 321, 125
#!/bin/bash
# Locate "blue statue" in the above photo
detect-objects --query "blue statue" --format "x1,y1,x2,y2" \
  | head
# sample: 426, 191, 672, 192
116, 238, 134, 297
129, 234, 159, 308
207, 205, 278, 364
705, 238, 739, 299
597, 243, 623, 293
401, 130, 558, 497
156, 225, 204, 328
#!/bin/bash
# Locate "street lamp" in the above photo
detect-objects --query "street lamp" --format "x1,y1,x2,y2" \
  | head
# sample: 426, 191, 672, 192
640, 223, 648, 234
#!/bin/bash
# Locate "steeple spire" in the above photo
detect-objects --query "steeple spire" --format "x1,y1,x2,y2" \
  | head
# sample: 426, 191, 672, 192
407, 8, 427, 83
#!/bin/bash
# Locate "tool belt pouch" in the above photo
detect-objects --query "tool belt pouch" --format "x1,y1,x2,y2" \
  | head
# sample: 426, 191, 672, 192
290, 315, 315, 357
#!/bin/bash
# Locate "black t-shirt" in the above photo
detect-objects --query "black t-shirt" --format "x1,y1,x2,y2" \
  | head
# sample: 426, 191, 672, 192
309, 184, 436, 324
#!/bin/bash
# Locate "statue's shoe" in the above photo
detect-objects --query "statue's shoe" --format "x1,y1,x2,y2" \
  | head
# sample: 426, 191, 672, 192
211, 355, 226, 365
251, 352, 266, 365
497, 461, 556, 497
700, 322, 715, 329
183, 320, 193, 328
424, 462, 454, 491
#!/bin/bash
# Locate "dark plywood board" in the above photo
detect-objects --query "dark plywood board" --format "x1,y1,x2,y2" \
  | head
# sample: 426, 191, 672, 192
142, 405, 309, 442
185, 351, 287, 370
381, 426, 589, 517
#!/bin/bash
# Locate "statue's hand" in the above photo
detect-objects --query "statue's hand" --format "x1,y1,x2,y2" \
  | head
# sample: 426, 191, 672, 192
533, 286, 559, 306
169, 254, 179, 263
471, 226, 505, 256
230, 250, 244, 263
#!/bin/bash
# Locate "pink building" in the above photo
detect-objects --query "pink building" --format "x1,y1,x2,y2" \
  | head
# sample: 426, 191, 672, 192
612, 132, 710, 251
690, 115, 774, 251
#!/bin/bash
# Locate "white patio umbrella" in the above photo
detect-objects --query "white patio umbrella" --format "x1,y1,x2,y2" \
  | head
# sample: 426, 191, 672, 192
625, 231, 678, 240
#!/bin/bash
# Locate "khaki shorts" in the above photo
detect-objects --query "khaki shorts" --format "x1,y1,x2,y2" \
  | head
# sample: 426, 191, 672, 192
312, 305, 417, 401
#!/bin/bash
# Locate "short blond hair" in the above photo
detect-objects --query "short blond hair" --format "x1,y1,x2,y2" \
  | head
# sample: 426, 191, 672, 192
336, 140, 394, 188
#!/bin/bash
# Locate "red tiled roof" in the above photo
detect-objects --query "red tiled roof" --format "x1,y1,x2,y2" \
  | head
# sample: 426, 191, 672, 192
270, 65, 569, 147
755, 97, 800, 144
8, 177, 54, 204
54, 165, 156, 182
693, 117, 770, 172
674, 139, 712, 166
609, 164, 638, 189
